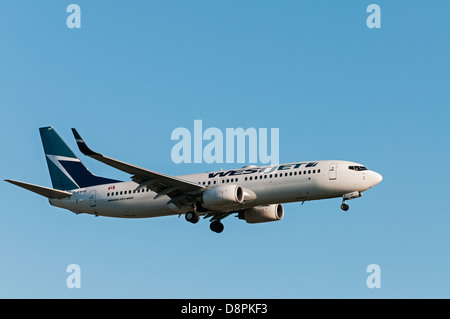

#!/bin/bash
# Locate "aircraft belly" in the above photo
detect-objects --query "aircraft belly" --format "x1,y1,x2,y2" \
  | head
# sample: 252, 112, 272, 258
251, 178, 326, 204
98, 196, 174, 218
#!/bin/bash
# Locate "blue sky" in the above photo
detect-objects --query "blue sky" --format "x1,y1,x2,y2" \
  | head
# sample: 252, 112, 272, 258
0, 1, 449, 298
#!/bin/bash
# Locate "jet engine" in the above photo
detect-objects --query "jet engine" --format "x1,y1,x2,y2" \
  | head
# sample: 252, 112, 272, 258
202, 185, 244, 210
238, 204, 284, 223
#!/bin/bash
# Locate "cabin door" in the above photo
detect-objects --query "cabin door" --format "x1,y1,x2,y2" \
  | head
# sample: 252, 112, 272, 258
329, 163, 337, 180
89, 190, 97, 207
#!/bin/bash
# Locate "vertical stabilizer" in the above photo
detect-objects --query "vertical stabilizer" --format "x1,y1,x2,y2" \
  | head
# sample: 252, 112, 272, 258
39, 127, 119, 190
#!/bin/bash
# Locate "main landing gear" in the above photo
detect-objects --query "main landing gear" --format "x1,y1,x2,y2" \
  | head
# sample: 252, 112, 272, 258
209, 221, 224, 233
185, 211, 200, 224
184, 211, 225, 233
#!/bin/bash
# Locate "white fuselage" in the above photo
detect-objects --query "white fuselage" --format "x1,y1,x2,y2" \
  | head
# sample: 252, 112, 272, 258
49, 160, 382, 218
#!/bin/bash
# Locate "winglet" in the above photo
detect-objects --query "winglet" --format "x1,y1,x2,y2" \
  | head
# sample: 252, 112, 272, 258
71, 128, 100, 157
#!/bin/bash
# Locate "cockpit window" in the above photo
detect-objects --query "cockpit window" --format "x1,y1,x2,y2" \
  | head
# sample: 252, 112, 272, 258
348, 165, 367, 171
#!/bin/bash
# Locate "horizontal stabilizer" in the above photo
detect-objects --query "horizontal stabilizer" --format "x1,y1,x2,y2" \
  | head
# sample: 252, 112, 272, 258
5, 179, 73, 199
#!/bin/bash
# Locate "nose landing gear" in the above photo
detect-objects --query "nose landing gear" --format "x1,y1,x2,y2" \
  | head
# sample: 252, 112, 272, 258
341, 202, 349, 211
340, 191, 362, 212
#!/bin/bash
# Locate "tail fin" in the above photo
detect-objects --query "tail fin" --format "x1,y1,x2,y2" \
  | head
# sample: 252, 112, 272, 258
39, 127, 120, 190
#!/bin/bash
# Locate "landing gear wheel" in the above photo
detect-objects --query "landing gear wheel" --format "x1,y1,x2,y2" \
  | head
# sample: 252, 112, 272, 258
191, 214, 200, 224
341, 203, 349, 211
210, 221, 224, 233
185, 211, 199, 224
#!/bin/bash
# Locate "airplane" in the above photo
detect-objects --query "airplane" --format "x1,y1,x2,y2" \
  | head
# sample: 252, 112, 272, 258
5, 127, 383, 233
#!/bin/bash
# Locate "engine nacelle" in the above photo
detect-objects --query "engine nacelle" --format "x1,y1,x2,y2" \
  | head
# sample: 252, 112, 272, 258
238, 204, 284, 224
202, 185, 244, 210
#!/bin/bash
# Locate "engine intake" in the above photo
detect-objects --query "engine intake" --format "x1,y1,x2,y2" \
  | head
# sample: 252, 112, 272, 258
202, 185, 244, 210
238, 204, 284, 224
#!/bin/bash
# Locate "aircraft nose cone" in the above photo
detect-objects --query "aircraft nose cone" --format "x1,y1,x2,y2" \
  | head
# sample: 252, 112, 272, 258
369, 171, 383, 187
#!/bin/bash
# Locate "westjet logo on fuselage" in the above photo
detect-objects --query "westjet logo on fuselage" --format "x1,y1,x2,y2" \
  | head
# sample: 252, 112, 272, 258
208, 162, 319, 178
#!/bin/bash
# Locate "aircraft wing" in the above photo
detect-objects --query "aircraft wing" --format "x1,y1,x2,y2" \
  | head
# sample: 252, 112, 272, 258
71, 129, 205, 201
5, 179, 73, 199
